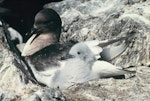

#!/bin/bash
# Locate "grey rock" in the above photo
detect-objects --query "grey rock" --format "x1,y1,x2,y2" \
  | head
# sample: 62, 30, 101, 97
24, 94, 41, 101
24, 88, 66, 101
0, 88, 16, 101
0, 0, 150, 101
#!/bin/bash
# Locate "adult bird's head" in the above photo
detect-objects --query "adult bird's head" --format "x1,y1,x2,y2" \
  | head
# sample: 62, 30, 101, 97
33, 8, 62, 39
22, 8, 62, 56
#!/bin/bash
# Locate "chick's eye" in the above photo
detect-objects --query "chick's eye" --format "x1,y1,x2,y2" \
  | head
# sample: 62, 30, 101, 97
77, 52, 80, 54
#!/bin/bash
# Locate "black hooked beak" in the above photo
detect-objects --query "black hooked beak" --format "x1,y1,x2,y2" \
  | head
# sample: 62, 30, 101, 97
61, 54, 75, 60
26, 28, 37, 37
26, 27, 43, 44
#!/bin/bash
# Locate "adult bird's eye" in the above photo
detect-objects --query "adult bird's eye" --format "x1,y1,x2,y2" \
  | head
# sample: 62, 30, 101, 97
77, 52, 80, 54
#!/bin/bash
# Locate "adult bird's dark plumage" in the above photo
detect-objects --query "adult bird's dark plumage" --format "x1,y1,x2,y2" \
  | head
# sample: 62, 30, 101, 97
21, 8, 74, 71
22, 8, 62, 57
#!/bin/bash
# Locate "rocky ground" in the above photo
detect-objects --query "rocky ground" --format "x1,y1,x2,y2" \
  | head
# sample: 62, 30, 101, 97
0, 0, 150, 101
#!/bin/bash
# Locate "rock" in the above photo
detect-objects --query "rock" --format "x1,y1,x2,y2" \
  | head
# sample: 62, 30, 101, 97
0, 0, 150, 101
0, 88, 16, 101
24, 88, 66, 101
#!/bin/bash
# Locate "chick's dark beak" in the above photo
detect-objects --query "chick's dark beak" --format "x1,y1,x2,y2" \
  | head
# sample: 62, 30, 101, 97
61, 54, 75, 60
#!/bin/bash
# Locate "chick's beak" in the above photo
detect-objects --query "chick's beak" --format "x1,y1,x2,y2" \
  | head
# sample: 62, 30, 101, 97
61, 54, 75, 60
